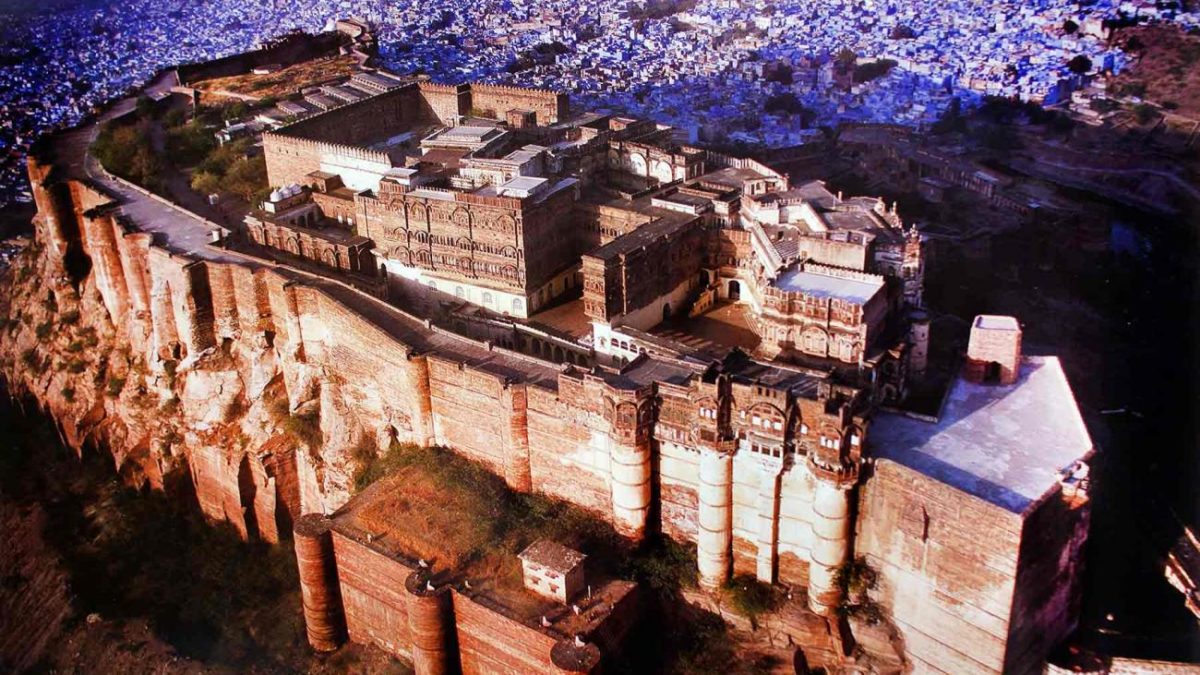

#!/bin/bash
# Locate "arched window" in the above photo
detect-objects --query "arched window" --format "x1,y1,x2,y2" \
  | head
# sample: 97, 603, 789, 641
513, 297, 524, 313
455, 286, 465, 299
483, 292, 494, 305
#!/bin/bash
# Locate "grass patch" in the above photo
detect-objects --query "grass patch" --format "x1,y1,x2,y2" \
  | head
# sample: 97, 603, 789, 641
269, 397, 322, 450
835, 555, 885, 625
106, 376, 126, 398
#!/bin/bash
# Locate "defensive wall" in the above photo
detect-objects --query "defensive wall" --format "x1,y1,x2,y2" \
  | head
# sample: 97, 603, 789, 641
176, 31, 348, 85
21, 115, 1090, 672
293, 512, 638, 674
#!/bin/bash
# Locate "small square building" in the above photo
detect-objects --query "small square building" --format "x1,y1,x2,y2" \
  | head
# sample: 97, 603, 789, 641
518, 540, 587, 603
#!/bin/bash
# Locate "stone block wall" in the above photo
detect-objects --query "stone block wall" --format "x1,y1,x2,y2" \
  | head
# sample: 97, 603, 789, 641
468, 84, 567, 125
855, 459, 1023, 673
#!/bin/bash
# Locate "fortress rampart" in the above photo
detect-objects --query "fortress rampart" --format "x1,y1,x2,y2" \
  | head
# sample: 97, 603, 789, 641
10, 116, 1091, 673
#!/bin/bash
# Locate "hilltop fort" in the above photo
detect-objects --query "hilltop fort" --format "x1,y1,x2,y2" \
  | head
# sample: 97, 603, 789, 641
1, 39, 1097, 674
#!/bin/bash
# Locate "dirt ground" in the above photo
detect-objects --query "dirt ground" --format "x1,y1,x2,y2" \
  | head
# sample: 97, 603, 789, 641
193, 55, 359, 101
1112, 24, 1200, 119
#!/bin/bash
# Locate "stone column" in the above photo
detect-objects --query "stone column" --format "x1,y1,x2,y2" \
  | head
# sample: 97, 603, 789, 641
755, 462, 783, 583
501, 383, 533, 492
807, 478, 853, 615
609, 433, 652, 541
29, 166, 73, 270
80, 210, 129, 327
404, 573, 454, 675
293, 514, 345, 652
406, 353, 435, 446
697, 448, 733, 589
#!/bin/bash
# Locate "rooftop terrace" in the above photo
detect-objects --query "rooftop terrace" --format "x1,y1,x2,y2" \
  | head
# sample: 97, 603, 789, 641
870, 356, 1093, 514
772, 268, 884, 304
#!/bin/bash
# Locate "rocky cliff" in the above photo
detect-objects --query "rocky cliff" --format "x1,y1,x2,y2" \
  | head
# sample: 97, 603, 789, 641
0, 159, 400, 543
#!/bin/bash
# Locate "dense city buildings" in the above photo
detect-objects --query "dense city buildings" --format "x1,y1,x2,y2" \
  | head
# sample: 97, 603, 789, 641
5, 0, 1199, 209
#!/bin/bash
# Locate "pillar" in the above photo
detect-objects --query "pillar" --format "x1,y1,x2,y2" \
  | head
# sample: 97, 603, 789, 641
404, 573, 454, 675
609, 434, 651, 541
755, 464, 782, 583
697, 448, 733, 589
293, 513, 345, 652
501, 383, 533, 492
807, 479, 853, 616
80, 210, 130, 327
908, 311, 930, 377
28, 161, 73, 268
406, 353, 435, 446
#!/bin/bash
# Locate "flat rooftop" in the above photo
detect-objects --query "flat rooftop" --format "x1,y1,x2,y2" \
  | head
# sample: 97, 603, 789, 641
976, 314, 1020, 331
870, 356, 1092, 514
773, 268, 884, 304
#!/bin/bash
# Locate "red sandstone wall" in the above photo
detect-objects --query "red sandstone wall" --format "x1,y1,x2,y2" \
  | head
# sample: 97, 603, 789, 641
418, 83, 469, 125
331, 531, 416, 659
855, 460, 1022, 674
526, 386, 612, 518
1004, 487, 1090, 674
451, 589, 561, 674
468, 84, 567, 125
428, 356, 508, 473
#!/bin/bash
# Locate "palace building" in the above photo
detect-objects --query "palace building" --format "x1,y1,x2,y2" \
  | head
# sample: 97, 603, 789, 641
206, 74, 1093, 673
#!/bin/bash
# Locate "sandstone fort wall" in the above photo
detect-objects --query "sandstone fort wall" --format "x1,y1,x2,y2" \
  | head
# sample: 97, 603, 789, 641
468, 84, 567, 125
20, 151, 1078, 673
855, 459, 1023, 674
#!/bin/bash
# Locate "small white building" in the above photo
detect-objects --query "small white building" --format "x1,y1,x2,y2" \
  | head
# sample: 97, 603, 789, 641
518, 540, 586, 604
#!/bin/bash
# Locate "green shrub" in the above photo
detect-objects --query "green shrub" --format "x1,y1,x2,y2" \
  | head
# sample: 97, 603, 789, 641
61, 386, 75, 402
722, 574, 779, 629
106, 376, 126, 398
622, 537, 698, 593
65, 340, 84, 353
65, 358, 87, 374
35, 321, 53, 339
60, 309, 81, 326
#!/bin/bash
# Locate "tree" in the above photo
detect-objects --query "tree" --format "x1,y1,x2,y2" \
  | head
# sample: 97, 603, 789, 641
1133, 103, 1158, 124
190, 171, 222, 196
1063, 19, 1078, 34
221, 156, 268, 203
764, 63, 794, 85
135, 95, 157, 118
222, 101, 249, 121
889, 25, 916, 39
1067, 55, 1092, 75
835, 47, 857, 68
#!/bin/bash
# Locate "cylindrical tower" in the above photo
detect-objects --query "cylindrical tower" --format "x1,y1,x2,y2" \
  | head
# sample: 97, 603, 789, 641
293, 513, 345, 652
807, 479, 853, 615
502, 383, 533, 492
697, 447, 733, 589
404, 572, 454, 675
908, 310, 930, 377
607, 395, 653, 541
609, 435, 652, 541
406, 353, 435, 445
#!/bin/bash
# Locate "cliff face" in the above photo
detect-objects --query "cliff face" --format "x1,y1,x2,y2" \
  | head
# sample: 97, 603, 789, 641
0, 160, 400, 542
